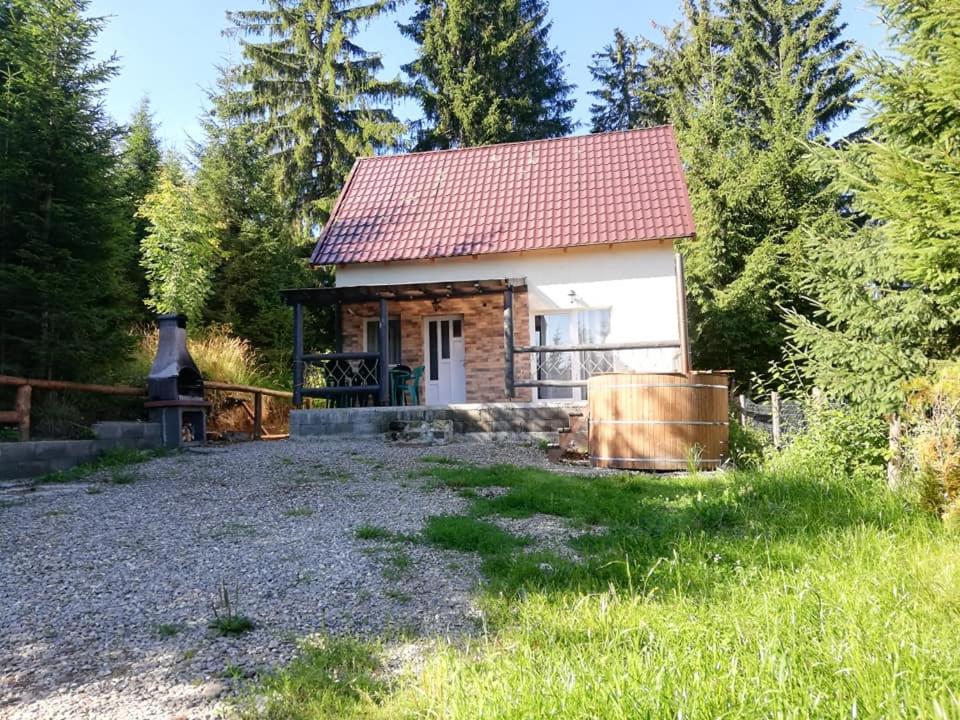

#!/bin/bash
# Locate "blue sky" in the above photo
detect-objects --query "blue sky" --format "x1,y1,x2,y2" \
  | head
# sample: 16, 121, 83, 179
90, 0, 890, 150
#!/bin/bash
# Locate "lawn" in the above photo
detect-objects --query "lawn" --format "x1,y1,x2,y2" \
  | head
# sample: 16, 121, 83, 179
237, 461, 960, 719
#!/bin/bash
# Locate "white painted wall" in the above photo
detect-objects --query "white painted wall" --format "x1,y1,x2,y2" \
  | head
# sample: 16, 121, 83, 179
336, 240, 683, 376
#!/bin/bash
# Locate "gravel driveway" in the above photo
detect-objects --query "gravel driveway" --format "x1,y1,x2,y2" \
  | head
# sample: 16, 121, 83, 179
0, 439, 556, 720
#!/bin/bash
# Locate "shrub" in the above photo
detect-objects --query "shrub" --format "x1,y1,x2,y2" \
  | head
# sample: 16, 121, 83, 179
727, 418, 767, 470
902, 363, 960, 523
769, 399, 887, 484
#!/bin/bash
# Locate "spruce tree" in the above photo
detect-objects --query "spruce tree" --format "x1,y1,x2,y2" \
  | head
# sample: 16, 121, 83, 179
227, 0, 404, 227
401, 0, 575, 149
117, 97, 162, 319
587, 29, 657, 132
638, 0, 859, 381
0, 0, 131, 379
786, 0, 960, 412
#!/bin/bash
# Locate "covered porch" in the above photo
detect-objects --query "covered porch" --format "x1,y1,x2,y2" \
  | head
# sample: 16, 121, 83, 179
280, 274, 690, 408
280, 278, 528, 408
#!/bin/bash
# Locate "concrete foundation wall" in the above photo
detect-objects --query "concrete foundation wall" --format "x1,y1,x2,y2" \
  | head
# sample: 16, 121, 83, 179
291, 401, 585, 442
0, 422, 162, 481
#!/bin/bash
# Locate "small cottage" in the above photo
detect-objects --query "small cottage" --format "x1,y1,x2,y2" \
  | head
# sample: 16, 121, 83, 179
281, 126, 696, 408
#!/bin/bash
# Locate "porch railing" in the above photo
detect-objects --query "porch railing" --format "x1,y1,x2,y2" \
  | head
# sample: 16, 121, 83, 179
292, 298, 390, 406
296, 352, 383, 402
509, 340, 684, 391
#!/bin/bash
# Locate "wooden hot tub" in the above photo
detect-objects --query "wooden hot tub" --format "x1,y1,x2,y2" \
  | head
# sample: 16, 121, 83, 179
588, 372, 729, 471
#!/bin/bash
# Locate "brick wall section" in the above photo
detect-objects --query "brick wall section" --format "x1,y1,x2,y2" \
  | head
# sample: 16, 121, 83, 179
339, 291, 532, 403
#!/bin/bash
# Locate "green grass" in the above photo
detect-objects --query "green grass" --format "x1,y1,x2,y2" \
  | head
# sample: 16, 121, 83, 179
107, 470, 137, 485
234, 637, 382, 719
154, 622, 183, 639
354, 524, 397, 541
209, 614, 255, 636
284, 506, 314, 518
206, 522, 257, 541
237, 463, 960, 719
422, 515, 527, 556
354, 524, 414, 543
37, 448, 166, 484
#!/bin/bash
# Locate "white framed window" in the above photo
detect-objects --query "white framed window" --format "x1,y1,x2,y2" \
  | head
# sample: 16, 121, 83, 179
532, 308, 612, 401
364, 317, 402, 365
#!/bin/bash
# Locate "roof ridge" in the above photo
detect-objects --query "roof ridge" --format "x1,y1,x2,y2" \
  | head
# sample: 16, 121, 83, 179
354, 125, 677, 164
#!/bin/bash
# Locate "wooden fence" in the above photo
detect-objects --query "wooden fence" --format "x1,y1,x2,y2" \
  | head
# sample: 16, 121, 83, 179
0, 374, 293, 441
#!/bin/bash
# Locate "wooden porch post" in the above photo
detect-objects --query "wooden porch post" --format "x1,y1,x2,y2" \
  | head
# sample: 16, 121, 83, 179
503, 286, 515, 398
292, 302, 304, 408
675, 253, 692, 375
378, 298, 389, 405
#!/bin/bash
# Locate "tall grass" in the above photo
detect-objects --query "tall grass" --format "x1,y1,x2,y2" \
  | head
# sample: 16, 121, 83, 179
238, 459, 960, 719
127, 325, 278, 388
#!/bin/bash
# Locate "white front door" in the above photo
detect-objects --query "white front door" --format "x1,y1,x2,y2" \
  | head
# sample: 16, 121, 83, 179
424, 316, 466, 404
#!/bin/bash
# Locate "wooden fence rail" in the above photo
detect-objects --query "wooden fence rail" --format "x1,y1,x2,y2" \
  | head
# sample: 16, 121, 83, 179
0, 374, 293, 442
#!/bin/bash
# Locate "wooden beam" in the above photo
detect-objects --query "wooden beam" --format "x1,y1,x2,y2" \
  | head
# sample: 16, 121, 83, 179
503, 286, 515, 398
0, 375, 143, 396
675, 253, 692, 375
514, 379, 589, 389
377, 298, 389, 405
204, 381, 292, 399
301, 351, 380, 362
513, 340, 681, 354
301, 386, 380, 398
253, 391, 263, 440
292, 302, 304, 407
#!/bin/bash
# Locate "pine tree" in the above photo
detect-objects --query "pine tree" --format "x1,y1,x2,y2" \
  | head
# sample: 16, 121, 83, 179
786, 0, 960, 412
638, 0, 859, 381
587, 29, 657, 132
401, 0, 575, 149
117, 97, 162, 319
227, 0, 404, 227
0, 0, 132, 379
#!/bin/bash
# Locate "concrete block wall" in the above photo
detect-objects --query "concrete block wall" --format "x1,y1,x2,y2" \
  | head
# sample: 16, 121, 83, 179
0, 422, 162, 481
291, 401, 585, 442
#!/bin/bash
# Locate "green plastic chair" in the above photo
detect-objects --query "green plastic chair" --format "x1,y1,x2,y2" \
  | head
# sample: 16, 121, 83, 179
391, 366, 424, 406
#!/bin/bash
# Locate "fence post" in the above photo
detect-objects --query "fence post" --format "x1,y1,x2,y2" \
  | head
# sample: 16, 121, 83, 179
15, 384, 31, 441
771, 391, 781, 449
887, 412, 902, 490
253, 391, 263, 440
292, 303, 304, 408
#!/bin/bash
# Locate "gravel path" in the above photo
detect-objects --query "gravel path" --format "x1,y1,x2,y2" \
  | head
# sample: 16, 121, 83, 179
0, 439, 567, 720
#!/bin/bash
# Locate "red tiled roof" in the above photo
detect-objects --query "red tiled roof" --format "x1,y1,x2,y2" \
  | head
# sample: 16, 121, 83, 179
310, 126, 695, 266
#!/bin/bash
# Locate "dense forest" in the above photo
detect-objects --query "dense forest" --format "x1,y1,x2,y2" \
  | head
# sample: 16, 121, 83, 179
1, 1, 958, 476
